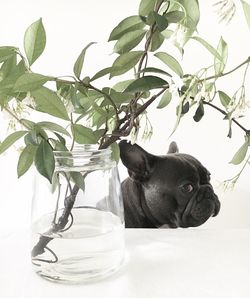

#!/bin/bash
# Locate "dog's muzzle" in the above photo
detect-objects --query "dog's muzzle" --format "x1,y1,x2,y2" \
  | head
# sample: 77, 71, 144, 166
181, 184, 221, 228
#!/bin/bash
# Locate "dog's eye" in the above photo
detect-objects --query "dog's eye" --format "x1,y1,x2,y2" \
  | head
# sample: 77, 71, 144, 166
181, 184, 193, 193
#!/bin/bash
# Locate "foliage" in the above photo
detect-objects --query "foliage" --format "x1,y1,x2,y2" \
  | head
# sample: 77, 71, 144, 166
0, 0, 249, 187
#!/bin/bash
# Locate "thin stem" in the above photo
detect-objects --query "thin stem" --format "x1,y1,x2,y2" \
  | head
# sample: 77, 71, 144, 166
224, 154, 250, 189
198, 57, 250, 83
242, 62, 249, 86
136, 86, 168, 116
137, 0, 164, 77
69, 113, 75, 151
99, 118, 109, 147
52, 173, 61, 225
61, 172, 73, 193
113, 86, 169, 138
203, 101, 249, 134
32, 246, 58, 264
54, 78, 75, 85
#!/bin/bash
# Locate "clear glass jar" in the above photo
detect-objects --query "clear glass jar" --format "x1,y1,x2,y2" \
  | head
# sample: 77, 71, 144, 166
31, 145, 125, 284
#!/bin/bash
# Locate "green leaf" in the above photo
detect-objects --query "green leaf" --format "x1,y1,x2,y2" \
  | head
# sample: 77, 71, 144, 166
147, 11, 157, 26
0, 53, 17, 79
148, 30, 165, 52
20, 119, 35, 129
24, 18, 46, 66
227, 116, 233, 138
0, 94, 8, 108
111, 142, 120, 163
91, 112, 108, 129
153, 12, 169, 32
124, 75, 168, 93
218, 91, 231, 108
110, 51, 143, 78
73, 42, 96, 79
154, 52, 183, 76
0, 61, 28, 95
114, 30, 146, 54
170, 102, 183, 136
178, 0, 200, 37
241, 0, 250, 31
24, 131, 40, 146
17, 145, 36, 178
71, 172, 85, 191
14, 73, 53, 92
101, 88, 133, 106
214, 37, 228, 75
71, 124, 97, 144
93, 129, 106, 142
180, 0, 200, 20
193, 102, 204, 122
0, 46, 16, 63
79, 90, 103, 111
138, 67, 172, 77
182, 101, 190, 114
54, 133, 66, 147
37, 121, 71, 137
157, 89, 172, 108
139, 0, 158, 16
35, 139, 55, 183
0, 131, 27, 154
112, 79, 135, 92
31, 87, 69, 120
90, 67, 112, 82
161, 29, 174, 39
230, 137, 250, 165
54, 140, 68, 152
165, 11, 185, 23
192, 37, 223, 61
109, 16, 145, 41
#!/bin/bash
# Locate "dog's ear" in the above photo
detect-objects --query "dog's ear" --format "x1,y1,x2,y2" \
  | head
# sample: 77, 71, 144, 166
119, 140, 156, 181
167, 141, 179, 154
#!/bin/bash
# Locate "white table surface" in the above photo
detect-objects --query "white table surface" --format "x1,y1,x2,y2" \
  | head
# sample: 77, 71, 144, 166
1, 228, 250, 298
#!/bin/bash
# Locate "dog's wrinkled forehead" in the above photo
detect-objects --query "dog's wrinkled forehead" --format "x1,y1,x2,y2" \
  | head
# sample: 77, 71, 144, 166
119, 140, 211, 184
155, 153, 210, 184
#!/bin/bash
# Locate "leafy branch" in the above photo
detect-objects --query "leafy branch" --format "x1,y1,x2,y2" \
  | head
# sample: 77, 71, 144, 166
0, 0, 250, 256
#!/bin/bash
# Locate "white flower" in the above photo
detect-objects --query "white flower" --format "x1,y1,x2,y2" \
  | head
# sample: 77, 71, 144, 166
65, 100, 75, 114
170, 26, 187, 48
213, 0, 236, 24
169, 78, 184, 99
22, 92, 36, 109
194, 91, 202, 103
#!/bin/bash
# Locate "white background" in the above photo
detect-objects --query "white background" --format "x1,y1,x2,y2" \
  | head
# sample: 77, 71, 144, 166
0, 0, 249, 229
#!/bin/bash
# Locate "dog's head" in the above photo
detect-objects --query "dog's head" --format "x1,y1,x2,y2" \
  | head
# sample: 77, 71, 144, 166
119, 140, 220, 228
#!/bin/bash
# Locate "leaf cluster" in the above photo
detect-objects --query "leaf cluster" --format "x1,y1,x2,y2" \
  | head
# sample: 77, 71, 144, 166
0, 0, 249, 185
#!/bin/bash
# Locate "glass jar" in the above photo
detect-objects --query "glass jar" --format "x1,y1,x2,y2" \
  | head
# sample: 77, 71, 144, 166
31, 145, 125, 284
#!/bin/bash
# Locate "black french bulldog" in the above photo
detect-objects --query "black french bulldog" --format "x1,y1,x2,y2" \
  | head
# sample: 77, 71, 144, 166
119, 140, 220, 228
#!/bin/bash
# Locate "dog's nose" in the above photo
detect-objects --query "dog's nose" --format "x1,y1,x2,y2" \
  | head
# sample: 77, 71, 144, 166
196, 184, 214, 202
197, 184, 220, 217
185, 185, 219, 226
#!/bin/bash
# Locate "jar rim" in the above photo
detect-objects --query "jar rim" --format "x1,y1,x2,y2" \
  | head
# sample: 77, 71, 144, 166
54, 144, 112, 157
